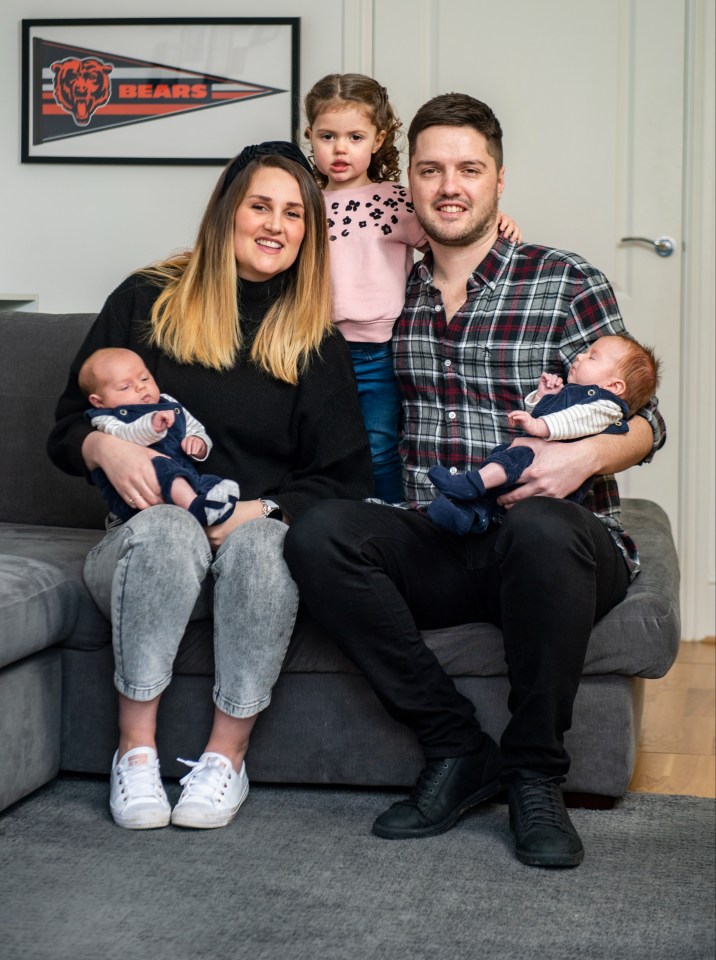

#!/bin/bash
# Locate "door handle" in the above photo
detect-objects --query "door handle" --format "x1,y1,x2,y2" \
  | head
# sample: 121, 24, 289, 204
620, 235, 675, 257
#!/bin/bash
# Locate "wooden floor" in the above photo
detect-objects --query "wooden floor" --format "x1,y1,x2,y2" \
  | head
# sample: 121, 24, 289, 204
629, 638, 716, 798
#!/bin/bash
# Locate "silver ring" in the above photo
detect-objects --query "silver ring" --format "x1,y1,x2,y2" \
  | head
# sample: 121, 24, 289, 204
129, 497, 137, 506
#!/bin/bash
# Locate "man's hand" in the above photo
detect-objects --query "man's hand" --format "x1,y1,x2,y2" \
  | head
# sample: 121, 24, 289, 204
496, 437, 593, 506
182, 436, 208, 459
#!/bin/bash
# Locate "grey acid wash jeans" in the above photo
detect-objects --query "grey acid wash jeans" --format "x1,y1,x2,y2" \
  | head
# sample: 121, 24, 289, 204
84, 506, 298, 718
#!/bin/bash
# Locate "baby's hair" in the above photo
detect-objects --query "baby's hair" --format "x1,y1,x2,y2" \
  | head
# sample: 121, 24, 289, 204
78, 347, 135, 398
612, 333, 662, 413
78, 350, 104, 397
304, 73, 402, 187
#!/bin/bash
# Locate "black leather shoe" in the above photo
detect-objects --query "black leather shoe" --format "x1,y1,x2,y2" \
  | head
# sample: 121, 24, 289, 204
508, 776, 584, 867
372, 737, 502, 839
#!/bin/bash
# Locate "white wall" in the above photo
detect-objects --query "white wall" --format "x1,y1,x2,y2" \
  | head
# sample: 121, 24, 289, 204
0, 0, 343, 313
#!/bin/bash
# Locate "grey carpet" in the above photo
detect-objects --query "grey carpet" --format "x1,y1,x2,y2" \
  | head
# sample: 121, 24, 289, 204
0, 777, 714, 960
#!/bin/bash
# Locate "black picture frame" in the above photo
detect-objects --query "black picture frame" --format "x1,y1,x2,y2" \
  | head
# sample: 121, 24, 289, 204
21, 17, 300, 165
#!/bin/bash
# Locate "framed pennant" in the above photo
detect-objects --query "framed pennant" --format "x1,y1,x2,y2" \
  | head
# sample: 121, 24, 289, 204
21, 18, 300, 164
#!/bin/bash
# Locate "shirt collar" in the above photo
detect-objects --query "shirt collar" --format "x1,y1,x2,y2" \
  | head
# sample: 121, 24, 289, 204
413, 233, 516, 293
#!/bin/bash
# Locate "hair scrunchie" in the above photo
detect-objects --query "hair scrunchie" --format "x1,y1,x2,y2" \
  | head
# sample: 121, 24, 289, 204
219, 140, 313, 198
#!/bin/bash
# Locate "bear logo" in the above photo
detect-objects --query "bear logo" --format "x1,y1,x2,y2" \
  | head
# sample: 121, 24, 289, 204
51, 57, 114, 127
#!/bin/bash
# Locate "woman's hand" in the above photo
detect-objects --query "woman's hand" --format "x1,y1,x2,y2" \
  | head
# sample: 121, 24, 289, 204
82, 431, 164, 511
204, 499, 265, 551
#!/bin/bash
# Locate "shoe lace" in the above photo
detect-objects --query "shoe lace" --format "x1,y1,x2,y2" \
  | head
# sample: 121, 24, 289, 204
117, 758, 164, 800
408, 759, 450, 810
177, 755, 232, 803
515, 779, 568, 830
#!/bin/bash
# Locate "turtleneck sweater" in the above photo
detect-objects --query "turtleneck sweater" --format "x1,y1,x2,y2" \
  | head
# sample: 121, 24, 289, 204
48, 271, 372, 519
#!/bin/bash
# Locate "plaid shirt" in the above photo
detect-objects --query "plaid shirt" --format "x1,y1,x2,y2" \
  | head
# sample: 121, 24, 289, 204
393, 235, 666, 578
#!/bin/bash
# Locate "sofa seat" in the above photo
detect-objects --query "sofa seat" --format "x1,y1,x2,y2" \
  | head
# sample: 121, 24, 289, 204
0, 553, 76, 811
0, 497, 680, 796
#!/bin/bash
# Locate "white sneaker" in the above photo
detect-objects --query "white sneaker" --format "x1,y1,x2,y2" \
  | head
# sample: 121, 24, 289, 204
171, 752, 249, 829
109, 746, 171, 830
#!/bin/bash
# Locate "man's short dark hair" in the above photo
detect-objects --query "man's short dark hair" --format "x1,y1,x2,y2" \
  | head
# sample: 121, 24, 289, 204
408, 93, 503, 170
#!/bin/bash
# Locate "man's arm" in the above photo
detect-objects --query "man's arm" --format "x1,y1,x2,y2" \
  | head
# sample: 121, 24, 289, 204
498, 415, 652, 505
498, 263, 666, 505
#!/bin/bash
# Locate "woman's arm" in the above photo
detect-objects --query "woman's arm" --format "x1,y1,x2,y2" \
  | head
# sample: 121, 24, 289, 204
81, 431, 164, 507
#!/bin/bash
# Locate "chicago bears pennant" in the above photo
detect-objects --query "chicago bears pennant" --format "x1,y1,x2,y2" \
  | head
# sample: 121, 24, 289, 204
35, 38, 283, 143
22, 19, 299, 164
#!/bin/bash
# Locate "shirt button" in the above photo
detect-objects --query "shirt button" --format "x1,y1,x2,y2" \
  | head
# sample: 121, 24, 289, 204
448, 411, 456, 420
434, 304, 443, 312
444, 359, 452, 367
449, 467, 458, 475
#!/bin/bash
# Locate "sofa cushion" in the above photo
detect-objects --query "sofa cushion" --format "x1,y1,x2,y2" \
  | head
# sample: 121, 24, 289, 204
0, 524, 105, 651
0, 554, 78, 668
0, 310, 105, 529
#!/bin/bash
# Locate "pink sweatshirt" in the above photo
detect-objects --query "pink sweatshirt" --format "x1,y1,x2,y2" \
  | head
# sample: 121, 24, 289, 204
323, 182, 427, 343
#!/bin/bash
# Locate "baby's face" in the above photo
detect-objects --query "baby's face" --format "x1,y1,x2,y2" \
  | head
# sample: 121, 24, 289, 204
92, 354, 161, 408
568, 337, 626, 388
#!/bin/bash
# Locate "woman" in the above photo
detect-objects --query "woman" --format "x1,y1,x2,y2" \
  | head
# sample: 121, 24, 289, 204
48, 141, 372, 831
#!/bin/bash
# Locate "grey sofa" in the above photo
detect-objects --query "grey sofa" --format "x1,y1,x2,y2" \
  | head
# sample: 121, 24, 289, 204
0, 309, 681, 814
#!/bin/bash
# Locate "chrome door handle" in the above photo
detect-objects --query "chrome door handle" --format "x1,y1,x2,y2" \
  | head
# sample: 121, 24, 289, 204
620, 235, 675, 257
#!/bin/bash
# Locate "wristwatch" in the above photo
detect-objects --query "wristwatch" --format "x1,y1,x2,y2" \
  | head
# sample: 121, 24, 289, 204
259, 498, 282, 520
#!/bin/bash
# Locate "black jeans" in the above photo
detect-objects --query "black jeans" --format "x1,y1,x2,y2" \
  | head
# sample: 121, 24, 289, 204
284, 497, 629, 780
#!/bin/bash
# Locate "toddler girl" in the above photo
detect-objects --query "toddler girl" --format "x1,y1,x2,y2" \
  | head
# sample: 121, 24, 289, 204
304, 72, 521, 502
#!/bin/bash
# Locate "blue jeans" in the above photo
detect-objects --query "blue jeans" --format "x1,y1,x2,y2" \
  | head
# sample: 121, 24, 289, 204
347, 340, 404, 503
83, 506, 298, 718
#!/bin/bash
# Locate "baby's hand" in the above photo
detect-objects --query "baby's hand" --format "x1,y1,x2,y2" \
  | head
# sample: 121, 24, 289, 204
497, 213, 523, 244
151, 410, 175, 433
537, 372, 563, 397
182, 436, 208, 459
508, 410, 550, 438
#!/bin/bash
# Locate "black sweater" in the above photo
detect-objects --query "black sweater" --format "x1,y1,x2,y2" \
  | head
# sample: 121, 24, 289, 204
47, 272, 373, 519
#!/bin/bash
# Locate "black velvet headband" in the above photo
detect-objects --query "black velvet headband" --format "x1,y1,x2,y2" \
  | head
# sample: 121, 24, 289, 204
219, 140, 313, 198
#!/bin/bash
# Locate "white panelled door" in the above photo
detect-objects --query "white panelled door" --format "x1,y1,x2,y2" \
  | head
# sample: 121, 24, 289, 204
373, 0, 685, 543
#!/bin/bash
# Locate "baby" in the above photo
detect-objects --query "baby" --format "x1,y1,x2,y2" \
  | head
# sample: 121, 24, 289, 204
79, 347, 239, 526
427, 333, 661, 534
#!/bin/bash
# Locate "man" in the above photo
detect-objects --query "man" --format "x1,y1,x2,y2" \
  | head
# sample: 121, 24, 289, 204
284, 93, 665, 868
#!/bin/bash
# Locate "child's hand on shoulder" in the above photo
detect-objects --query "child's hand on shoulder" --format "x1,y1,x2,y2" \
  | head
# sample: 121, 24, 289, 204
497, 213, 522, 244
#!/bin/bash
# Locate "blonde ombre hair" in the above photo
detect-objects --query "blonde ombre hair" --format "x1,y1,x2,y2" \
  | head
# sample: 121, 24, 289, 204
143, 155, 332, 384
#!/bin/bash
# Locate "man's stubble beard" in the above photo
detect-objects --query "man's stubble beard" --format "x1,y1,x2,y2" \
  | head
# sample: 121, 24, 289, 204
415, 193, 500, 248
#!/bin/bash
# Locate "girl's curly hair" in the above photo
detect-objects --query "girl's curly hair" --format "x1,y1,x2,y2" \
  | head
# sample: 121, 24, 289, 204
304, 73, 402, 187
